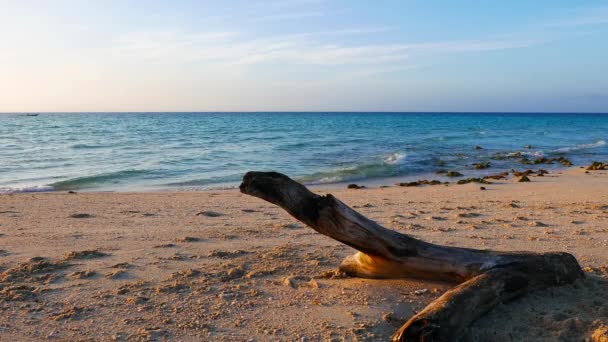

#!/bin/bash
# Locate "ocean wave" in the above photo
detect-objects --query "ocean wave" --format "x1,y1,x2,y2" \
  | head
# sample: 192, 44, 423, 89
298, 163, 399, 185
383, 152, 407, 165
49, 170, 150, 190
297, 151, 409, 184
163, 173, 244, 187
0, 185, 54, 193
71, 143, 114, 149
507, 151, 544, 158
554, 140, 606, 153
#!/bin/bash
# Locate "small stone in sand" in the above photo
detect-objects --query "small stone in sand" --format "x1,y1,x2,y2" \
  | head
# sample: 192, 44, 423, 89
456, 212, 480, 218
307, 279, 320, 289
426, 216, 446, 221
153, 243, 176, 248
414, 289, 428, 296
178, 236, 201, 242
274, 223, 302, 230
70, 213, 94, 219
283, 277, 296, 288
196, 211, 224, 217
528, 221, 547, 227
519, 175, 531, 182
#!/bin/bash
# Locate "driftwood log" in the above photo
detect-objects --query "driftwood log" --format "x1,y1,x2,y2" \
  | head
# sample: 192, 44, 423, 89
240, 171, 584, 341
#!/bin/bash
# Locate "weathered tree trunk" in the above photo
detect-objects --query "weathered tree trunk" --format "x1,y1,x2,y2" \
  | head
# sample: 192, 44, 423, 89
240, 171, 584, 341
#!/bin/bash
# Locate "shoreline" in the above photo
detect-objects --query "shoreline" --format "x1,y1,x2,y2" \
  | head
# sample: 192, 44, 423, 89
0, 163, 586, 194
1, 167, 607, 340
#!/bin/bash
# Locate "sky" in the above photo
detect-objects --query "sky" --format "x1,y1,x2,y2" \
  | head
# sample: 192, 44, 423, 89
1, 0, 607, 112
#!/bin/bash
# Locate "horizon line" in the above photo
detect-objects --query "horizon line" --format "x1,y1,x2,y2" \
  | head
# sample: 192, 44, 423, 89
1, 111, 607, 115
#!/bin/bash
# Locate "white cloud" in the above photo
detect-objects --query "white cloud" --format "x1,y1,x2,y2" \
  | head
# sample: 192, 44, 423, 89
109, 29, 537, 68
547, 6, 608, 27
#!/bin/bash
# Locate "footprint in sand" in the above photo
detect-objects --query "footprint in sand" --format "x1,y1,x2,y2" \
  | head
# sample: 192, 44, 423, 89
63, 249, 109, 260
106, 269, 129, 279
68, 270, 96, 279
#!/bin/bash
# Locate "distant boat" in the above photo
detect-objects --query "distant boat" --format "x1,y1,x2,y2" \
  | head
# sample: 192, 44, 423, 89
24, 113, 39, 117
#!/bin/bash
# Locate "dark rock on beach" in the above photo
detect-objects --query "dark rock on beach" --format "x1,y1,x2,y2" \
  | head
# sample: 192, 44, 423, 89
587, 161, 608, 170
519, 175, 531, 182
483, 172, 509, 180
457, 178, 491, 185
512, 169, 549, 177
347, 184, 365, 189
398, 180, 444, 187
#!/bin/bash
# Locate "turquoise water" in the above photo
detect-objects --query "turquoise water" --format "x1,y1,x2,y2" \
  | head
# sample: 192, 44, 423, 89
1, 113, 607, 192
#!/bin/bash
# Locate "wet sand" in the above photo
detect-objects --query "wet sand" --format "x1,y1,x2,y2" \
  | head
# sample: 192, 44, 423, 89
1, 167, 607, 341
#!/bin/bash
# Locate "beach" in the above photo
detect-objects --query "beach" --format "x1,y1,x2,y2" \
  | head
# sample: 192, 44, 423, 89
1, 167, 607, 341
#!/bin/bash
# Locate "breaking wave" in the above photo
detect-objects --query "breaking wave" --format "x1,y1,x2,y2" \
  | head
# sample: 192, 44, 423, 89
0, 185, 55, 194
554, 140, 606, 153
298, 152, 408, 184
49, 170, 150, 190
383, 152, 407, 165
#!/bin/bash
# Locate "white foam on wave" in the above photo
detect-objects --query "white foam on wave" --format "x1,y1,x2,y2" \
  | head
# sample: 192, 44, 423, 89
383, 152, 407, 165
314, 176, 343, 184
508, 151, 544, 158
0, 185, 55, 194
554, 140, 606, 153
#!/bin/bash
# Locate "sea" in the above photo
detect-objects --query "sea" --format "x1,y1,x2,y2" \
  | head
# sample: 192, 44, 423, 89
1, 112, 607, 193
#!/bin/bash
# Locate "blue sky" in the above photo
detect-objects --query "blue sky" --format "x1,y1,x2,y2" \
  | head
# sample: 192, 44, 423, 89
1, 0, 607, 112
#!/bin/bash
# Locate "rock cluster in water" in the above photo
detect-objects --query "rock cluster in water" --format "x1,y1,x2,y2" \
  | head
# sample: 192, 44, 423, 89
472, 162, 491, 169
491, 152, 573, 167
